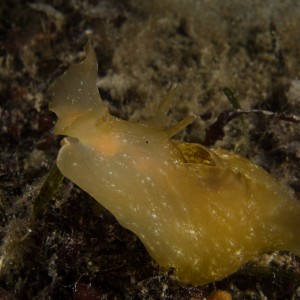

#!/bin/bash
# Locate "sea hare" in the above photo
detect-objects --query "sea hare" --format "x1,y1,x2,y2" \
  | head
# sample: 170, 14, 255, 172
50, 42, 300, 285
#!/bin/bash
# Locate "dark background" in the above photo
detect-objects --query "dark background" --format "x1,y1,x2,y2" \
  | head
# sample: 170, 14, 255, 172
0, 0, 300, 299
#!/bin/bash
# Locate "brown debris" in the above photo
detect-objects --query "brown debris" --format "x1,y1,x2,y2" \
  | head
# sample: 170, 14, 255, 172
0, 0, 300, 299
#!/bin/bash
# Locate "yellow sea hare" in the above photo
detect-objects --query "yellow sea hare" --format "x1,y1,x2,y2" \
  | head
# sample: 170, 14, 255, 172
50, 42, 300, 285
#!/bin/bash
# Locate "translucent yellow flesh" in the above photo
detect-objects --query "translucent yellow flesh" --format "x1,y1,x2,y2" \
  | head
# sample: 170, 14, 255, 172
50, 43, 300, 285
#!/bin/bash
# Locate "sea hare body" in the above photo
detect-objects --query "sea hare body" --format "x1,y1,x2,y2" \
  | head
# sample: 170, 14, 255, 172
50, 42, 300, 285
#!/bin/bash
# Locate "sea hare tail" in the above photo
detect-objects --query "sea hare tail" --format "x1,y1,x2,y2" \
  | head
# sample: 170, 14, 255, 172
273, 196, 300, 257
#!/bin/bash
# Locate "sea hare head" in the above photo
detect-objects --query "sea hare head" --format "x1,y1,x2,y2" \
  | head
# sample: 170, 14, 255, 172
50, 42, 300, 285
